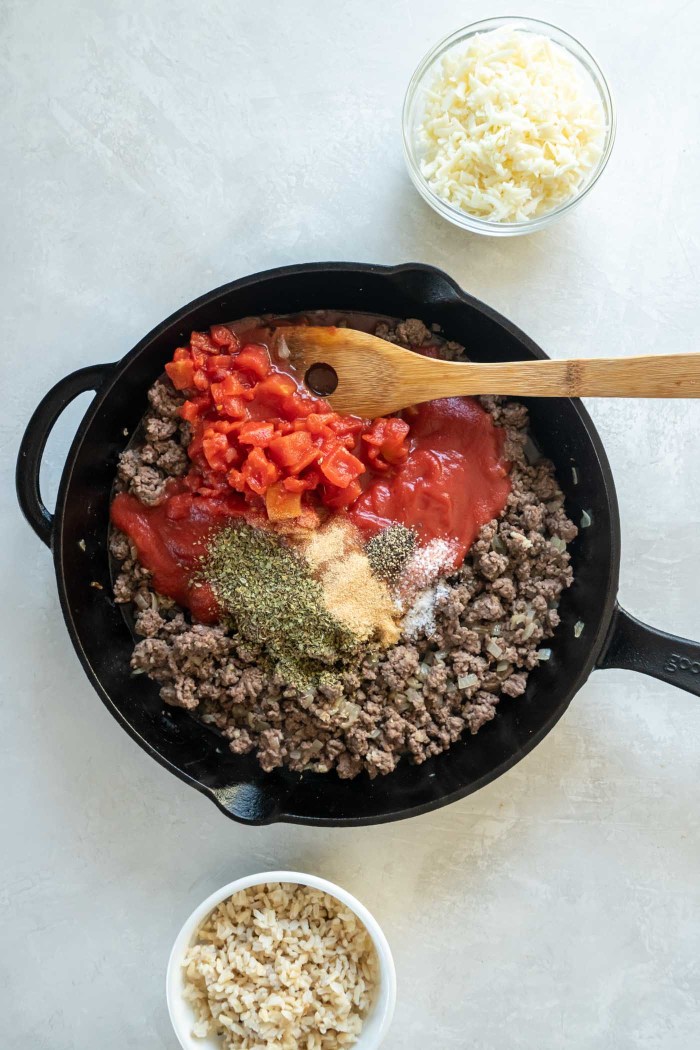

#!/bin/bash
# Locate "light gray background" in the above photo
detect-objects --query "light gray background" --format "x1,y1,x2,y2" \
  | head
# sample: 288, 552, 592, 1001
2, 1, 699, 1047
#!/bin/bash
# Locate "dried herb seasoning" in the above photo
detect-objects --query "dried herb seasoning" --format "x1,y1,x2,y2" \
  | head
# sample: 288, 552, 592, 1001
200, 522, 362, 689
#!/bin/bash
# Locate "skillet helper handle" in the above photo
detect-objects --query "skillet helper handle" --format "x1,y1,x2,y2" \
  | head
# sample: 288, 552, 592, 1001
16, 364, 114, 548
598, 604, 700, 698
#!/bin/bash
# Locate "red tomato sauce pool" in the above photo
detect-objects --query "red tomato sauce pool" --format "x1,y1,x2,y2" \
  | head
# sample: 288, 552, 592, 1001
111, 485, 247, 623
348, 396, 511, 568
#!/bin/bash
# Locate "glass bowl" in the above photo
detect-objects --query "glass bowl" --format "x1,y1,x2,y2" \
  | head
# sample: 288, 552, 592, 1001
402, 16, 616, 236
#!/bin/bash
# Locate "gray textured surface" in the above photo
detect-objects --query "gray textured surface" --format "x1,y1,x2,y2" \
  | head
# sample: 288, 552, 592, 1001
2, 1, 700, 1047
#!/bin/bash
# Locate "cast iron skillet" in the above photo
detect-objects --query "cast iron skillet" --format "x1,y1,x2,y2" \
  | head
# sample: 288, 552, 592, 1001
16, 262, 700, 826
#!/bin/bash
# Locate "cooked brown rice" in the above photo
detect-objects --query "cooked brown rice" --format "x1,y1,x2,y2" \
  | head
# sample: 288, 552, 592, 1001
182, 882, 378, 1049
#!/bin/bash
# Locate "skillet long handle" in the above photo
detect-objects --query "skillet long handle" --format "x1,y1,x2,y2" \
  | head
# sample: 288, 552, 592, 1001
442, 353, 700, 399
598, 605, 700, 698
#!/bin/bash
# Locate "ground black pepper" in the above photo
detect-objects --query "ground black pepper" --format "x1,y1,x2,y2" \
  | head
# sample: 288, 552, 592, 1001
365, 525, 417, 584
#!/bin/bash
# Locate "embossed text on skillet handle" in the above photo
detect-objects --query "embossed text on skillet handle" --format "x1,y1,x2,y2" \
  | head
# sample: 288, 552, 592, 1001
598, 604, 700, 698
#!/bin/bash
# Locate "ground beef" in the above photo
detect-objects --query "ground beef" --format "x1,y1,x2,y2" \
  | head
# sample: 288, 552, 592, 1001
113, 317, 577, 779
115, 380, 188, 505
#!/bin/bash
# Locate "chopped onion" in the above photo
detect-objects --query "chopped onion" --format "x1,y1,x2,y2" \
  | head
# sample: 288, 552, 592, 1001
486, 640, 503, 658
457, 673, 478, 690
537, 648, 552, 661
551, 536, 567, 553
496, 660, 510, 674
522, 622, 536, 640
510, 613, 527, 628
524, 435, 540, 464
341, 702, 361, 724
276, 335, 291, 360
492, 534, 507, 555
580, 509, 592, 529
492, 623, 501, 637
574, 620, 585, 638
572, 466, 579, 485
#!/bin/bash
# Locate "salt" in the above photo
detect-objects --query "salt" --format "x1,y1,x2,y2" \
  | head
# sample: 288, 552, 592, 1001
398, 538, 458, 605
403, 581, 450, 640
398, 538, 460, 639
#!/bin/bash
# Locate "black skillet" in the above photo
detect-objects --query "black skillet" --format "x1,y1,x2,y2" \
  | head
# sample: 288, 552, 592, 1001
16, 262, 700, 826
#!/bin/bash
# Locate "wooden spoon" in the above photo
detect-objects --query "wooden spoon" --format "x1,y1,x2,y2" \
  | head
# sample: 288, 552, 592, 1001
276, 326, 700, 418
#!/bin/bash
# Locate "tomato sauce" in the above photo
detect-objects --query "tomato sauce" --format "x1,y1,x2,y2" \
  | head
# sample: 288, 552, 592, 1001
348, 397, 510, 568
111, 485, 247, 623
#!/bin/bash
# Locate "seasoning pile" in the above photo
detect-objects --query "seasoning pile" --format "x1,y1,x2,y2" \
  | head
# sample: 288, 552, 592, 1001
200, 518, 400, 690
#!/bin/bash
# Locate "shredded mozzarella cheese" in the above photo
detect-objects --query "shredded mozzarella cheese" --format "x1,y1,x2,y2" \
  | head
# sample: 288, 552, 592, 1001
417, 27, 605, 223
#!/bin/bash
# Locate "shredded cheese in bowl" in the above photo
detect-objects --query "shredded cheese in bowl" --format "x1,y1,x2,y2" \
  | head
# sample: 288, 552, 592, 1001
403, 19, 613, 232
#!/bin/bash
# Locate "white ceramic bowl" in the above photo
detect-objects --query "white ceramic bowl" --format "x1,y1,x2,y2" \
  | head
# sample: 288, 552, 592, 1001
166, 870, 397, 1050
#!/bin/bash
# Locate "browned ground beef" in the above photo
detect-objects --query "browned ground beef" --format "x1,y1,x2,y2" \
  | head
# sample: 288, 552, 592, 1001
111, 319, 576, 779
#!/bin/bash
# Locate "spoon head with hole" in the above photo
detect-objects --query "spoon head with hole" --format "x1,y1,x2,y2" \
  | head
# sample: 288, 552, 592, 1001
274, 326, 433, 417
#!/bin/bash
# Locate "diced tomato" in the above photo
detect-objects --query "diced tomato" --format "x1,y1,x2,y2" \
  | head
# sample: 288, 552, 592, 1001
257, 373, 297, 399
190, 330, 217, 354
160, 326, 409, 523
226, 468, 245, 492
238, 421, 276, 447
209, 325, 239, 350
305, 413, 337, 437
187, 432, 204, 458
205, 354, 235, 378
165, 358, 195, 391
282, 468, 322, 493
328, 416, 364, 436
236, 344, 271, 379
319, 444, 365, 488
242, 447, 280, 496
193, 369, 209, 392
322, 479, 363, 509
281, 394, 319, 419
265, 481, 302, 521
362, 416, 409, 468
380, 418, 410, 463
208, 419, 241, 435
362, 419, 387, 447
268, 431, 320, 474
210, 374, 248, 404
202, 430, 233, 471
180, 395, 211, 423
365, 447, 392, 472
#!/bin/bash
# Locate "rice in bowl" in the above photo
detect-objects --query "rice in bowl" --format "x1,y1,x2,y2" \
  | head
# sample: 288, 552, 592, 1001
182, 882, 378, 1049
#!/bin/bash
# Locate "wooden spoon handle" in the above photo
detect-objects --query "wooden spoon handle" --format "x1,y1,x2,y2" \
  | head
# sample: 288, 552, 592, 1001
438, 354, 700, 399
